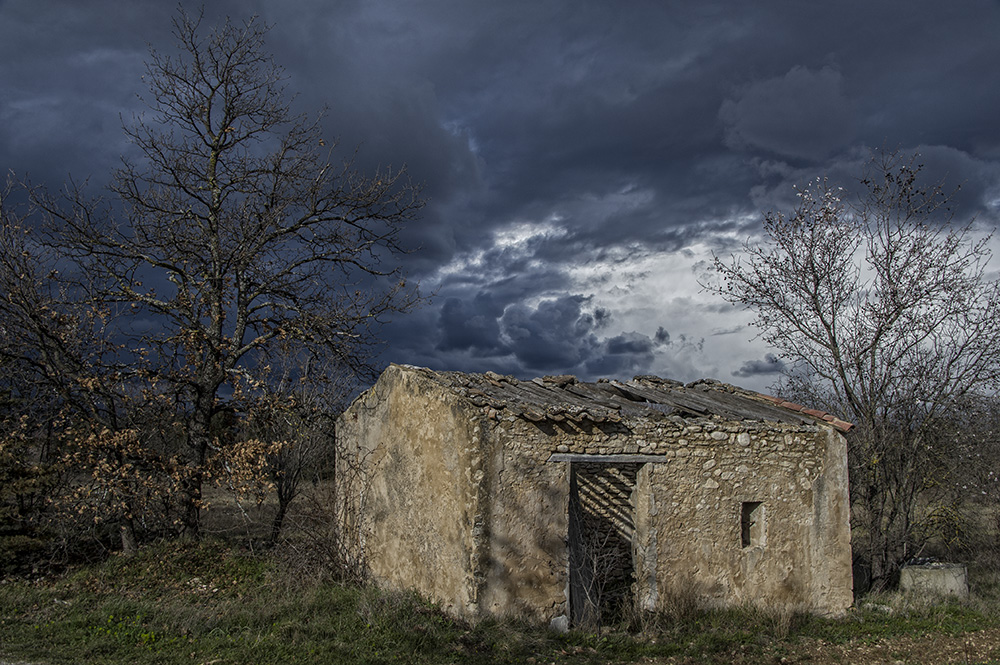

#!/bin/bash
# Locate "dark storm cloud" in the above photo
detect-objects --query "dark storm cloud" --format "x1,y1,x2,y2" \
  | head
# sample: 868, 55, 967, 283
720, 66, 856, 162
0, 3, 165, 181
733, 354, 787, 378
499, 295, 600, 371
419, 281, 664, 379
436, 293, 507, 356
606, 332, 657, 356
4, 0, 1000, 385
905, 146, 1000, 221
583, 331, 659, 378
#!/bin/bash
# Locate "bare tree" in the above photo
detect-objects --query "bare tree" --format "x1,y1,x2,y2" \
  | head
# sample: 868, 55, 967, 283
709, 151, 1000, 590
222, 343, 350, 544
27, 9, 422, 539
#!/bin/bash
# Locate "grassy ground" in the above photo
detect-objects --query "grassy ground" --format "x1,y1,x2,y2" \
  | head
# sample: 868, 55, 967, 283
2, 541, 1000, 664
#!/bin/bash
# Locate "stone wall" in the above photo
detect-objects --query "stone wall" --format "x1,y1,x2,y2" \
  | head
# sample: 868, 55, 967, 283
336, 366, 488, 618
338, 365, 853, 624
640, 425, 852, 613
477, 403, 852, 619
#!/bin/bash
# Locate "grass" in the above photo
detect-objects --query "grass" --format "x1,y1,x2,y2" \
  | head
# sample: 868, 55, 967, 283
2, 541, 1000, 664
0, 540, 633, 664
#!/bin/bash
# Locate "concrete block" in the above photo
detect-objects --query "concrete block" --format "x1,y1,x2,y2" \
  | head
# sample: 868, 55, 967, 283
899, 563, 968, 598
548, 614, 569, 633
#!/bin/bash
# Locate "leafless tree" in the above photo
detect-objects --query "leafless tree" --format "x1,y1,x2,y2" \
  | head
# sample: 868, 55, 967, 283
709, 150, 1000, 590
227, 343, 352, 543
25, 9, 422, 539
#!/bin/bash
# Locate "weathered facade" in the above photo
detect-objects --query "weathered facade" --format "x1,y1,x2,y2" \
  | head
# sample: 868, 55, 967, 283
336, 364, 853, 625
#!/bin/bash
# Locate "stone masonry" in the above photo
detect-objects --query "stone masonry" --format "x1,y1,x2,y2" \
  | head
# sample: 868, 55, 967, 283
336, 364, 853, 625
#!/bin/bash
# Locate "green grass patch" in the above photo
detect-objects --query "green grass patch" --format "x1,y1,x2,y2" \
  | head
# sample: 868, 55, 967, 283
0, 541, 637, 664
3, 542, 1000, 664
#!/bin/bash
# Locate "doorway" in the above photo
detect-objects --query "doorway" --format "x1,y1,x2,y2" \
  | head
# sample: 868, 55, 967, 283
568, 461, 641, 628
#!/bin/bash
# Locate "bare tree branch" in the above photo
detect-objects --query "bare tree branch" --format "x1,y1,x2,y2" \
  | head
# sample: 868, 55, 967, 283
12, 8, 422, 540
708, 150, 1000, 589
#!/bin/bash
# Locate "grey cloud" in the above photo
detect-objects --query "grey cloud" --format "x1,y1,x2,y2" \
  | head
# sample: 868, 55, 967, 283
436, 293, 508, 355
905, 145, 1000, 223
585, 332, 657, 377
720, 66, 856, 162
592, 307, 612, 328
605, 332, 655, 356
733, 353, 786, 378
745, 145, 1000, 232
4, 0, 1000, 386
710, 325, 745, 336
499, 295, 600, 371
393, 284, 667, 380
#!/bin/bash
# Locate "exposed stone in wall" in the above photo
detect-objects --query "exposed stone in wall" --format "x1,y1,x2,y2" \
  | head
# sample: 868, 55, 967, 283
478, 407, 851, 619
338, 364, 853, 624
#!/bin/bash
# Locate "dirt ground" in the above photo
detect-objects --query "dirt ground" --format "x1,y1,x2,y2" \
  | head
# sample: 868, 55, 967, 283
642, 627, 1000, 664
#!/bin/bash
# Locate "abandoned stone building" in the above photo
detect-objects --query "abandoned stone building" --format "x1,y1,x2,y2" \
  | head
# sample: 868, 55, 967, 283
336, 363, 853, 626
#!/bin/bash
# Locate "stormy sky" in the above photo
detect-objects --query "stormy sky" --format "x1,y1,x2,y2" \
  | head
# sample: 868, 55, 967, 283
3, 0, 1000, 390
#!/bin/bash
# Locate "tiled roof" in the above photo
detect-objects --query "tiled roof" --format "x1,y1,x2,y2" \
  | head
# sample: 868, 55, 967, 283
752, 393, 854, 432
395, 364, 853, 432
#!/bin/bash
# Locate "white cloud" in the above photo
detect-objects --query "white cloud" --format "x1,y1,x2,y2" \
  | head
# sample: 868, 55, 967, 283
425, 203, 782, 388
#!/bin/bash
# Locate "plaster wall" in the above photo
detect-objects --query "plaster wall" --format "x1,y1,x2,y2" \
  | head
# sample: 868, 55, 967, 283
337, 366, 487, 618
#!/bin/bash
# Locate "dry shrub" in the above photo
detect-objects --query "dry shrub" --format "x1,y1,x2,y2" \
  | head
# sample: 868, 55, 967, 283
274, 480, 371, 586
621, 585, 703, 634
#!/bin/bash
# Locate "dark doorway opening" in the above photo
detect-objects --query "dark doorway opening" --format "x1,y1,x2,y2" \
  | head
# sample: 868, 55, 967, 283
568, 462, 641, 628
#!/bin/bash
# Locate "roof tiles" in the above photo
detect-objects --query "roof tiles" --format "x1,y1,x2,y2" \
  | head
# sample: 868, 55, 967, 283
396, 364, 853, 432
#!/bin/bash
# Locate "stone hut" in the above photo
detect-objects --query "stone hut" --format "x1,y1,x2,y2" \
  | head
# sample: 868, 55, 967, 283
336, 363, 853, 626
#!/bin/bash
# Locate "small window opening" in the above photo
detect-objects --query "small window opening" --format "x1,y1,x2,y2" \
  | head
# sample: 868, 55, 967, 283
741, 501, 764, 548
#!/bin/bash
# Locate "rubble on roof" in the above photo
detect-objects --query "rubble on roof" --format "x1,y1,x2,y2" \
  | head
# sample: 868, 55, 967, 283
399, 365, 853, 432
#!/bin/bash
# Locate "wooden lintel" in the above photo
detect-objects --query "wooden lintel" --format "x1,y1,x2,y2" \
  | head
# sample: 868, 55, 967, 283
546, 453, 670, 464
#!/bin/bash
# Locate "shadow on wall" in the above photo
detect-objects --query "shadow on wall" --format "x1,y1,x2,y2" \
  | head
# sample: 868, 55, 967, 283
481, 426, 648, 629
480, 447, 568, 620
570, 462, 642, 629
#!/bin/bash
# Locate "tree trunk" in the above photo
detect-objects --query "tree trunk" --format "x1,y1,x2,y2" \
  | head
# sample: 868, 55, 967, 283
120, 518, 137, 555
270, 499, 288, 544
178, 471, 203, 540
180, 391, 215, 540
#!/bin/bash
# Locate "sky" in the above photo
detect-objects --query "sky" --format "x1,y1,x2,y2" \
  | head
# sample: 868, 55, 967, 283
2, 0, 1000, 392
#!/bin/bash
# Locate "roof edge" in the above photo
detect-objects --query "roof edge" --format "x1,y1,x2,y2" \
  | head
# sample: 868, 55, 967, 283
384, 364, 854, 432
752, 393, 854, 432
